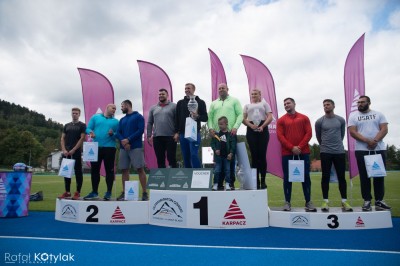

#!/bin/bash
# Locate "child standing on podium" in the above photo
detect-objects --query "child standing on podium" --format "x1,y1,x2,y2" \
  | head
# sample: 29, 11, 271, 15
211, 116, 237, 191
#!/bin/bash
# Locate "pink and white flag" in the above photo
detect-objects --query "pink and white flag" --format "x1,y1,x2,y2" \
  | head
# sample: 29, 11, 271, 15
208, 48, 227, 101
344, 34, 365, 179
137, 60, 173, 169
78, 68, 115, 177
241, 55, 283, 178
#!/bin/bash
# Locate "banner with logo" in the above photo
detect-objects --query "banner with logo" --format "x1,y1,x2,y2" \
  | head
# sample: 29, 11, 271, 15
241, 55, 282, 178
138, 60, 173, 169
78, 67, 114, 177
344, 34, 365, 179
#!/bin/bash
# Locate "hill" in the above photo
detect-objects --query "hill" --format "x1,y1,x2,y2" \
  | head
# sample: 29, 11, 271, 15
0, 99, 63, 168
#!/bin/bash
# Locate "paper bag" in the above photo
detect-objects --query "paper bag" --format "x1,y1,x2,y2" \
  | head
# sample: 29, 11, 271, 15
364, 153, 386, 178
83, 141, 98, 162
58, 158, 75, 178
288, 159, 304, 182
125, 181, 139, 201
184, 117, 197, 142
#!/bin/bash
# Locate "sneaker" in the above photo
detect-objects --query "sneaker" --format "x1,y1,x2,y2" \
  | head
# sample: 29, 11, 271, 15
142, 191, 149, 201
305, 201, 317, 212
58, 192, 71, 199
103, 191, 111, 201
283, 201, 291, 211
212, 184, 218, 191
362, 201, 372, 211
83, 192, 99, 200
260, 183, 267, 189
230, 184, 235, 190
117, 192, 125, 201
72, 192, 80, 200
225, 184, 231, 191
375, 200, 391, 211
217, 186, 224, 191
341, 201, 353, 212
321, 201, 329, 212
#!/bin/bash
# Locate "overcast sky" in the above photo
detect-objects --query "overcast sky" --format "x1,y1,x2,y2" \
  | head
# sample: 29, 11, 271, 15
1, 0, 399, 147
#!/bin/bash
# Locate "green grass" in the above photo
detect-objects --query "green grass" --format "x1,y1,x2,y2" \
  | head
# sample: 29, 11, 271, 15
29, 172, 400, 217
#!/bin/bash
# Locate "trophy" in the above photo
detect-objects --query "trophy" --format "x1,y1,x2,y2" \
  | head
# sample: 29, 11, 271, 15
252, 109, 261, 131
187, 95, 198, 118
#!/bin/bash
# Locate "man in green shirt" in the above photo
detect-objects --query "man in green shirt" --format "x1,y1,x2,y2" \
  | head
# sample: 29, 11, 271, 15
208, 83, 243, 190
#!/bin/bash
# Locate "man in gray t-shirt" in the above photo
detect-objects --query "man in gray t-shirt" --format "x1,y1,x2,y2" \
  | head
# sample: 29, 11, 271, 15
315, 99, 352, 212
147, 88, 177, 168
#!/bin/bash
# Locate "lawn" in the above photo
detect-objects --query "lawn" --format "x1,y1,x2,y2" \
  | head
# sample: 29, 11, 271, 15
29, 171, 399, 217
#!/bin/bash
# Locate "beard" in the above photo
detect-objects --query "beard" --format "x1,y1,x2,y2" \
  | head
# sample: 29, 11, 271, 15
358, 104, 369, 112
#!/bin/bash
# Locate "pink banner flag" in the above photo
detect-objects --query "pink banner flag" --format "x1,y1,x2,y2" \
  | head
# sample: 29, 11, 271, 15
78, 68, 115, 177
344, 34, 365, 179
240, 55, 283, 178
208, 48, 227, 101
137, 60, 173, 169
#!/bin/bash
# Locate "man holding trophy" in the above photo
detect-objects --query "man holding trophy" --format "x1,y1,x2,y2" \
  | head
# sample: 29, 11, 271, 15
175, 83, 208, 168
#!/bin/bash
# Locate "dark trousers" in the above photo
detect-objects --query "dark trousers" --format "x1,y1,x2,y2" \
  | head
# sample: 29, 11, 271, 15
153, 136, 177, 168
246, 125, 269, 187
63, 151, 83, 193
355, 150, 386, 201
90, 147, 116, 193
218, 154, 236, 187
282, 154, 311, 203
320, 153, 347, 199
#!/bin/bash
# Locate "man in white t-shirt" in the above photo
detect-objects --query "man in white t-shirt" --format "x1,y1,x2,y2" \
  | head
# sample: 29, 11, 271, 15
348, 95, 391, 211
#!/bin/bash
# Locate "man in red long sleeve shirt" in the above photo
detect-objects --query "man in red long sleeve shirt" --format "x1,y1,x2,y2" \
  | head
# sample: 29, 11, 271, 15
277, 97, 316, 212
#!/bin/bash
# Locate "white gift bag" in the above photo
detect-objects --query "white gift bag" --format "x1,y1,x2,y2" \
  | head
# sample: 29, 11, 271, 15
329, 165, 338, 183
184, 117, 197, 142
364, 153, 386, 178
288, 158, 304, 182
83, 141, 98, 162
58, 158, 75, 178
124, 181, 139, 201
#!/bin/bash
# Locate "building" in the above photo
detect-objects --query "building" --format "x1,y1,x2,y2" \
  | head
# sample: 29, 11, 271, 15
47, 151, 62, 171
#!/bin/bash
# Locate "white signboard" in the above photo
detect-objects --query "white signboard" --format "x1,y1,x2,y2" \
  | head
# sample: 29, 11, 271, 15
150, 190, 268, 229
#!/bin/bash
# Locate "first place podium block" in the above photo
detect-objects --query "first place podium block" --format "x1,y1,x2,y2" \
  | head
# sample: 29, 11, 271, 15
149, 190, 268, 229
269, 207, 392, 230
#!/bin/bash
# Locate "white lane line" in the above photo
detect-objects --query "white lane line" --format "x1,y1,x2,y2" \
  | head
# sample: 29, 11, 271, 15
1, 236, 399, 255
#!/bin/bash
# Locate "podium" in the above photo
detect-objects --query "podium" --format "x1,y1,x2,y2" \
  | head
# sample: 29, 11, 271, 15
269, 207, 392, 230
0, 171, 32, 218
149, 190, 268, 229
55, 199, 148, 225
